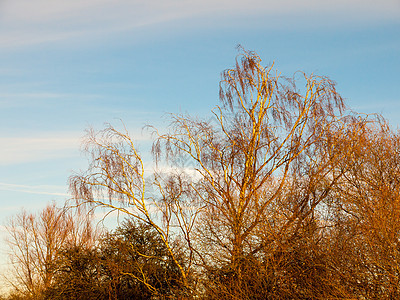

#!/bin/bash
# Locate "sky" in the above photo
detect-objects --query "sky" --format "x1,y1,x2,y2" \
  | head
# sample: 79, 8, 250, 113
0, 0, 399, 288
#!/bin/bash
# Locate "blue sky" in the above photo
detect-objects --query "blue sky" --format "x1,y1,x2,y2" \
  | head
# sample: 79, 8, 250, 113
0, 0, 399, 283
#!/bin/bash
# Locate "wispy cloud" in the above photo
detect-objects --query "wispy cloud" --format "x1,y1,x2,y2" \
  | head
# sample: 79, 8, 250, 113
0, 182, 68, 196
0, 133, 81, 165
0, 0, 398, 48
0, 126, 154, 166
0, 92, 102, 109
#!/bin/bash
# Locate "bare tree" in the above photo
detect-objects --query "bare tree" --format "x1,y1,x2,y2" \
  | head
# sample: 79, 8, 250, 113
151, 48, 356, 298
4, 203, 97, 299
69, 125, 199, 297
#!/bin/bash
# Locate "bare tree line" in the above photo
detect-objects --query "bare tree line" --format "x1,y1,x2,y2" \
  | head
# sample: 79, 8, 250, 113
2, 49, 400, 299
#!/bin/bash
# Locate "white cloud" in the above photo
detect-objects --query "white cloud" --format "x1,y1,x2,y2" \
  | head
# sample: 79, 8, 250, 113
0, 126, 154, 166
0, 92, 102, 109
0, 133, 81, 165
0, 182, 69, 196
0, 0, 398, 48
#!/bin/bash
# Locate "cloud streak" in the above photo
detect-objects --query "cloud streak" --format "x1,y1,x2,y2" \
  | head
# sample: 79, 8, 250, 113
0, 133, 81, 165
0, 0, 398, 48
0, 92, 102, 109
0, 126, 154, 166
0, 182, 69, 196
